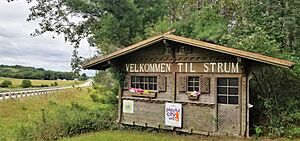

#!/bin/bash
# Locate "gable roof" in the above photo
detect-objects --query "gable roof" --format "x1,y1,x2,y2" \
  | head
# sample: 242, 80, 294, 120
83, 34, 294, 69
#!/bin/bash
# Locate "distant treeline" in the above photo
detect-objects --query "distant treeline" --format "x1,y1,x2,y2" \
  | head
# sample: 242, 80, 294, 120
0, 64, 87, 80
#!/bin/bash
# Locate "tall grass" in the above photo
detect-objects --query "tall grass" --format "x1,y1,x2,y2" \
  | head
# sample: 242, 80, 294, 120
0, 88, 116, 141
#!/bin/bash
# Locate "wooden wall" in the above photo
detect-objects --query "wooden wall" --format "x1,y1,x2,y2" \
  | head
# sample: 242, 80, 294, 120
116, 40, 248, 136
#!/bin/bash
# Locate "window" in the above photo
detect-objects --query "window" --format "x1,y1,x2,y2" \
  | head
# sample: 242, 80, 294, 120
187, 76, 199, 92
217, 78, 239, 104
131, 76, 157, 90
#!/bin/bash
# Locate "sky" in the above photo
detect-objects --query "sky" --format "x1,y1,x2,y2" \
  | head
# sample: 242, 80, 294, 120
0, 0, 97, 76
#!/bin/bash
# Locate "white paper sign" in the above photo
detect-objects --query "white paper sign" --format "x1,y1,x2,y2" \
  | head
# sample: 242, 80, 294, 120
123, 100, 134, 113
165, 103, 182, 127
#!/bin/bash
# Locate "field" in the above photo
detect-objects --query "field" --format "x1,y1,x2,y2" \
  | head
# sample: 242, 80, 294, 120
0, 88, 95, 140
0, 77, 78, 92
0, 77, 77, 87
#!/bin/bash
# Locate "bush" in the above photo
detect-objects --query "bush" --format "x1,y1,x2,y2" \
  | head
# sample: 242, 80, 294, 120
21, 80, 32, 88
250, 67, 300, 138
17, 102, 117, 140
0, 80, 12, 88
53, 82, 58, 86
40, 84, 49, 87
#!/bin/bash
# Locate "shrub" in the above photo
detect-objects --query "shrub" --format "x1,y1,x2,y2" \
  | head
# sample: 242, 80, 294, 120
0, 80, 12, 88
21, 80, 32, 88
41, 84, 49, 87
53, 82, 58, 86
17, 103, 117, 140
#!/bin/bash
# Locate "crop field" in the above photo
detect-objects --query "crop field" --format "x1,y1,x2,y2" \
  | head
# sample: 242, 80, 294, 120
0, 77, 77, 87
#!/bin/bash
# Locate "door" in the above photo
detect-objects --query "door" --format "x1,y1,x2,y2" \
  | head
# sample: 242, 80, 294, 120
217, 78, 240, 135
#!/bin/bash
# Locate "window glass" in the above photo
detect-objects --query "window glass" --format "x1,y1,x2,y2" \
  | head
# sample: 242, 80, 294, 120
229, 78, 238, 86
229, 88, 238, 95
217, 96, 227, 104
130, 76, 157, 90
217, 78, 239, 105
217, 87, 227, 94
229, 96, 238, 104
217, 78, 227, 86
187, 76, 200, 92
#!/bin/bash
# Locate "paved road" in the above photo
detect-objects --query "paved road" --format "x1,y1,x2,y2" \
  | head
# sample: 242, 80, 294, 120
0, 80, 93, 101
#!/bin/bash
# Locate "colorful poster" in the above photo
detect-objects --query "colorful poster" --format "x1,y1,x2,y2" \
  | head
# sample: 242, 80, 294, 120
123, 100, 134, 113
165, 103, 182, 127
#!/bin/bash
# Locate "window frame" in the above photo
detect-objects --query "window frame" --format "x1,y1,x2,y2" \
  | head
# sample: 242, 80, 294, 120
187, 76, 200, 92
217, 78, 239, 105
130, 76, 158, 91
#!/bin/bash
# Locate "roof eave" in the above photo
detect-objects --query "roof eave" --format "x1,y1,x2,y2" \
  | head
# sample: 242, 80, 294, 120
164, 34, 294, 69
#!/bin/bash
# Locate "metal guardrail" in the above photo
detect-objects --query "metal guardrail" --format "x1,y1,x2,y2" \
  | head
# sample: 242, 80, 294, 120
0, 88, 61, 100
0, 80, 92, 101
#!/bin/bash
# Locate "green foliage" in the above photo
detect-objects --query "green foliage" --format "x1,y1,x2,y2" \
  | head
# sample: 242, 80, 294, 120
17, 102, 117, 141
90, 81, 118, 106
175, 7, 228, 43
40, 84, 49, 87
250, 67, 300, 137
0, 64, 75, 80
0, 80, 12, 88
21, 79, 32, 88
255, 126, 263, 137
54, 82, 58, 86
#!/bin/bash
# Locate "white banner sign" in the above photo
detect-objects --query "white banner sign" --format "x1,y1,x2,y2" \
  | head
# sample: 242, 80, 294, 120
165, 103, 182, 127
123, 100, 134, 113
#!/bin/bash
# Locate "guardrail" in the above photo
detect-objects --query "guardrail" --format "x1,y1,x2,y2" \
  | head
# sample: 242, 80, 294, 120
0, 87, 67, 101
0, 80, 92, 101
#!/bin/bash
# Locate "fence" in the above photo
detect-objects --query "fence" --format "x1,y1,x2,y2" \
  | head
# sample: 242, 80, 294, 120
0, 88, 64, 101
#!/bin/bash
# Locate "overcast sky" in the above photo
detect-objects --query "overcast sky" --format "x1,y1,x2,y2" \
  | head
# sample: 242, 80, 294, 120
0, 0, 97, 76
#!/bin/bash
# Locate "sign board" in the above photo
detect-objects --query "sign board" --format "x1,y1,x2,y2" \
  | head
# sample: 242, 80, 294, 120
125, 62, 241, 73
123, 100, 134, 113
165, 103, 182, 127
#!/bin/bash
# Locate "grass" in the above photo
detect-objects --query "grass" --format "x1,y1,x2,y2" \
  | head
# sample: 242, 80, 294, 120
60, 130, 293, 141
0, 77, 79, 92
60, 130, 246, 141
0, 87, 94, 140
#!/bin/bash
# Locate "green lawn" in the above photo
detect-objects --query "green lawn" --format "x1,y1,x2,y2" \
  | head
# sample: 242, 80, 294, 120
60, 130, 292, 141
0, 88, 94, 140
60, 130, 252, 141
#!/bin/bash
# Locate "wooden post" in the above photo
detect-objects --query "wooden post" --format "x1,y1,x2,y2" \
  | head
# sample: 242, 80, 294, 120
117, 85, 123, 123
241, 75, 247, 136
172, 72, 176, 102
246, 74, 253, 137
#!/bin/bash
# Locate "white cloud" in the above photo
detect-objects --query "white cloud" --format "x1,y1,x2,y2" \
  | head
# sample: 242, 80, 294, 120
0, 0, 97, 76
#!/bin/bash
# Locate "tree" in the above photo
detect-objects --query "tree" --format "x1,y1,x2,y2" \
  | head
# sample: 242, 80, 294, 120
0, 80, 12, 88
21, 80, 32, 88
80, 73, 88, 81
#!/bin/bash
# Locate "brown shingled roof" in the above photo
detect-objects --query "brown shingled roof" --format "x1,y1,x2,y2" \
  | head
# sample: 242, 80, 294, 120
83, 34, 294, 69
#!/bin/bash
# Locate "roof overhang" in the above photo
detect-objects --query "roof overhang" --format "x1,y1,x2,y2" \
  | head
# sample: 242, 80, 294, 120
83, 34, 294, 70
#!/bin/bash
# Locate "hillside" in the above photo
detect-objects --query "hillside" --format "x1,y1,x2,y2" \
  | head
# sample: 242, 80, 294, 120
0, 64, 87, 80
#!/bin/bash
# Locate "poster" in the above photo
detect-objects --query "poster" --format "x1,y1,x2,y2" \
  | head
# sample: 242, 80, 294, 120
123, 100, 134, 113
165, 103, 182, 127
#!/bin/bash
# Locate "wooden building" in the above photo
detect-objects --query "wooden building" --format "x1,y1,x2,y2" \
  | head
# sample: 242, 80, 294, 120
83, 33, 294, 136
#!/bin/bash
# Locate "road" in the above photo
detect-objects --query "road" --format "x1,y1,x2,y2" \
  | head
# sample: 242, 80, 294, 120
0, 80, 93, 101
